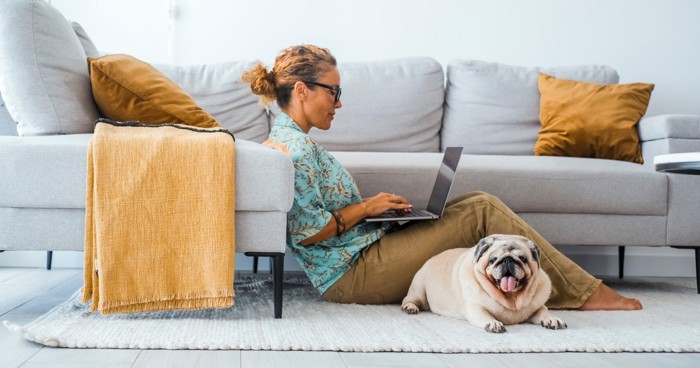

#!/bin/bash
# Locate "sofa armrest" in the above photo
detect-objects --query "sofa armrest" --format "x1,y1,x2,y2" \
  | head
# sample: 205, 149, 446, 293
638, 114, 700, 169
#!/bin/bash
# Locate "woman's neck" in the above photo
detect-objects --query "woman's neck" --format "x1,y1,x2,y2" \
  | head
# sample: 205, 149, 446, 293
283, 106, 310, 133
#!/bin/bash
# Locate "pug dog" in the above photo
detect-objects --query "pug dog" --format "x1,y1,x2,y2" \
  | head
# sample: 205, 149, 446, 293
401, 234, 567, 333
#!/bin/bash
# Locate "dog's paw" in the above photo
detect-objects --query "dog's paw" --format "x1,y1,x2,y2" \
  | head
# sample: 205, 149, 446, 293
484, 321, 506, 333
541, 317, 567, 330
401, 302, 420, 315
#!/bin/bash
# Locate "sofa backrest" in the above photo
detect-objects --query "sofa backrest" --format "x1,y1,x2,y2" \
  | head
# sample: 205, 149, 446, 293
442, 60, 620, 155
0, 92, 17, 136
156, 61, 269, 143
271, 57, 445, 152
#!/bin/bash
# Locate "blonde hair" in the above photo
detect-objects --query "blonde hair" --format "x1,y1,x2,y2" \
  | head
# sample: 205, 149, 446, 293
241, 45, 337, 108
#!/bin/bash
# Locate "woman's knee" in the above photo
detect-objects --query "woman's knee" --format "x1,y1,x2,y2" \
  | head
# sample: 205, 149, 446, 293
453, 191, 503, 207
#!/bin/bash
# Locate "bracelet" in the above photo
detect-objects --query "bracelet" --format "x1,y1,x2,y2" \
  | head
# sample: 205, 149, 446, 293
331, 210, 346, 236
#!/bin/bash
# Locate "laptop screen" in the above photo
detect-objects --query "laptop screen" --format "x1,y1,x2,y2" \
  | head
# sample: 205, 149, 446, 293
425, 147, 463, 215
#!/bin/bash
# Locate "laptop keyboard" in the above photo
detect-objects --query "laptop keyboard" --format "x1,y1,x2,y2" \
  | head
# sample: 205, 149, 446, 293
375, 210, 432, 218
402, 210, 432, 218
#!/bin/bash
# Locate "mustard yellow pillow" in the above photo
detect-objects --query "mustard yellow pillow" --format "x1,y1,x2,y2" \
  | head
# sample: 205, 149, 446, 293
88, 54, 219, 128
535, 73, 654, 164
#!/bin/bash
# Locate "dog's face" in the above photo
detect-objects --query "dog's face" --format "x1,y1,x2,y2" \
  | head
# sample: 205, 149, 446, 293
473, 234, 541, 294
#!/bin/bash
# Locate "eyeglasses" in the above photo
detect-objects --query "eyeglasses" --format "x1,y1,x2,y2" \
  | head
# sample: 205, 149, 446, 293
302, 80, 342, 103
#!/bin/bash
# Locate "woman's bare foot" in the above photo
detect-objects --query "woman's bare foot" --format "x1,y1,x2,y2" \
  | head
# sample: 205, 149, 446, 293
578, 283, 642, 311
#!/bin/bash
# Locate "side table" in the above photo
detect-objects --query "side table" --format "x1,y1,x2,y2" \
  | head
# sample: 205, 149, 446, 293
655, 152, 700, 174
655, 152, 700, 293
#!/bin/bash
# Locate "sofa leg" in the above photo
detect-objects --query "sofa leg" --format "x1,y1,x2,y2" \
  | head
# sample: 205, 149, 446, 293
245, 252, 285, 318
695, 247, 700, 294
272, 253, 284, 319
46, 251, 53, 270
618, 246, 625, 279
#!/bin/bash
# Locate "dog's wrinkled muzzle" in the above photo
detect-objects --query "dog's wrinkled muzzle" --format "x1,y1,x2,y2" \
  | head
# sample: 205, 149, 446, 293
495, 258, 523, 292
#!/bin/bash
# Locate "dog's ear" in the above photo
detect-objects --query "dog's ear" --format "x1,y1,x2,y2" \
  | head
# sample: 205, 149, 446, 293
474, 236, 494, 263
527, 240, 541, 266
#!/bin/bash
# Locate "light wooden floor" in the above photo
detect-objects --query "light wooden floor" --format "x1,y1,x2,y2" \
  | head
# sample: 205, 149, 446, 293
1, 267, 698, 368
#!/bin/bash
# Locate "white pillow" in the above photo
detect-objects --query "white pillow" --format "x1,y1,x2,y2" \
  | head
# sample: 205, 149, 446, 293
0, 0, 99, 136
442, 60, 620, 155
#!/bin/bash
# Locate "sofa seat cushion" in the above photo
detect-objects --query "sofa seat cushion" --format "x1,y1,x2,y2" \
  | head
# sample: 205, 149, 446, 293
333, 152, 667, 216
0, 135, 294, 212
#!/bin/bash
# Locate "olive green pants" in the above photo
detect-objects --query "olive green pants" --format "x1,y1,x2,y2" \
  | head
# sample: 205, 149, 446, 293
323, 191, 601, 309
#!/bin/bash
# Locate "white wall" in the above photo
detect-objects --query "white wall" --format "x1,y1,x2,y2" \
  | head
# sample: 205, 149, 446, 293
5, 0, 697, 275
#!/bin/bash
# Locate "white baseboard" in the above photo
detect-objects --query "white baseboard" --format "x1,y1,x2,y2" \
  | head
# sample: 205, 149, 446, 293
0, 246, 696, 278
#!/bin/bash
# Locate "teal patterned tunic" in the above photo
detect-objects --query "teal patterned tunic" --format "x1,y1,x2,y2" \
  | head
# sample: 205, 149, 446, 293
266, 113, 392, 293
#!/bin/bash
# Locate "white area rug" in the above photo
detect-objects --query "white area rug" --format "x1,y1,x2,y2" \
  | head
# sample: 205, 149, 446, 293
4, 277, 700, 352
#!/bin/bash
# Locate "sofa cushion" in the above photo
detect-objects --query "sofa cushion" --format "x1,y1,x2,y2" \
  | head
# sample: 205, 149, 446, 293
271, 57, 444, 152
442, 60, 619, 155
156, 61, 269, 143
536, 73, 653, 164
0, 0, 99, 135
332, 152, 667, 216
0, 135, 294, 213
89, 54, 220, 128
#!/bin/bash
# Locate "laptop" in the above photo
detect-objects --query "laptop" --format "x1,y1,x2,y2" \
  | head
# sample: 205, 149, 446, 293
364, 146, 463, 222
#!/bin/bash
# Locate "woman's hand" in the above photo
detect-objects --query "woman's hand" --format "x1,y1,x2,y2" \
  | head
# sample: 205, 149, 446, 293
300, 192, 412, 246
362, 192, 413, 217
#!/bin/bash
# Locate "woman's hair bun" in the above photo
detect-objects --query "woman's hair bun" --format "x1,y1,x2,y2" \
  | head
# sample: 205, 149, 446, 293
241, 64, 276, 105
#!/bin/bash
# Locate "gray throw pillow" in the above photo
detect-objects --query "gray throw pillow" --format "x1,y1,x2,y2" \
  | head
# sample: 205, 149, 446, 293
156, 60, 270, 143
270, 57, 445, 152
442, 60, 620, 155
70, 21, 100, 58
0, 0, 99, 136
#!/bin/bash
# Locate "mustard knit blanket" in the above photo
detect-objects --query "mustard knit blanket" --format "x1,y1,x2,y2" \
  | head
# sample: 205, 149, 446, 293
82, 119, 236, 314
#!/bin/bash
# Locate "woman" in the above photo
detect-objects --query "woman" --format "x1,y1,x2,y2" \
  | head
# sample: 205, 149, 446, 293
242, 45, 641, 310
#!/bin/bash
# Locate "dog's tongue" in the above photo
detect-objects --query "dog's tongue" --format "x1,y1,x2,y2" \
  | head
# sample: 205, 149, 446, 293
500, 276, 517, 292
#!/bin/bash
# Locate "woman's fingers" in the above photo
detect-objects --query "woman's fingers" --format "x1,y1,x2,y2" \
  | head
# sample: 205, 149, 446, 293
384, 193, 413, 212
385, 192, 410, 204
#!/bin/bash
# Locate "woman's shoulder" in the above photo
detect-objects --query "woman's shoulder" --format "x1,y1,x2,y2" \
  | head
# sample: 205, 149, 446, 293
266, 131, 318, 162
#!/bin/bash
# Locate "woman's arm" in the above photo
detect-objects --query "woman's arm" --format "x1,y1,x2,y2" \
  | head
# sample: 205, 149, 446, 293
300, 193, 412, 245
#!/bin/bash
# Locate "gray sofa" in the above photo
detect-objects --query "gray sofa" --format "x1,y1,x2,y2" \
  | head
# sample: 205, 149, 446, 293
2, 0, 700, 322
296, 58, 700, 291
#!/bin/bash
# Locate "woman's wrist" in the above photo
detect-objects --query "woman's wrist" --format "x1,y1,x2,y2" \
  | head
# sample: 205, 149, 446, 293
359, 202, 369, 217
331, 210, 346, 236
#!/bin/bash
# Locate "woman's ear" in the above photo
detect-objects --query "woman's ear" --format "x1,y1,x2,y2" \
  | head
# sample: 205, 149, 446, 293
292, 81, 307, 101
